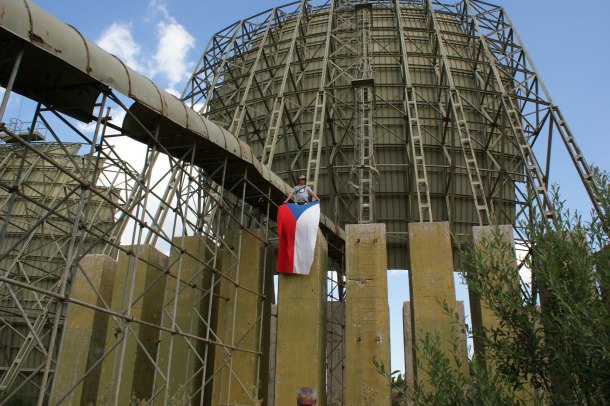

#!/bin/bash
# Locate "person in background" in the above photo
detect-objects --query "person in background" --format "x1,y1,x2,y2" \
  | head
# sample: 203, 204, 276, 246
296, 387, 317, 406
283, 175, 320, 204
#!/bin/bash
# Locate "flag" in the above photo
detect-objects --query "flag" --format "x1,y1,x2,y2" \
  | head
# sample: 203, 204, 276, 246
277, 201, 320, 275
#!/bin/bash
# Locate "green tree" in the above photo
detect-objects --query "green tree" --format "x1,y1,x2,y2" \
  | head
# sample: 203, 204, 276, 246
383, 169, 610, 405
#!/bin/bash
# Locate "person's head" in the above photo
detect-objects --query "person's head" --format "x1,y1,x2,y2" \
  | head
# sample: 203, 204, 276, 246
296, 387, 317, 406
297, 175, 306, 184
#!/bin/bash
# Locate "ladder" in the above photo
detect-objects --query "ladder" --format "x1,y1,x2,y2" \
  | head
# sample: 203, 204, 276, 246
395, 3, 433, 222
428, 3, 490, 225
503, 97, 554, 219
357, 84, 375, 223
353, 3, 376, 224
305, 2, 335, 191
261, 97, 285, 167
464, 1, 556, 223
228, 17, 274, 136
407, 86, 433, 222
305, 91, 326, 190
261, 4, 305, 168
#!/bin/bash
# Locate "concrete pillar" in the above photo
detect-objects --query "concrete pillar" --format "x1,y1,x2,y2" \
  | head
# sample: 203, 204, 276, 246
345, 223, 391, 406
193, 247, 222, 406
403, 300, 468, 392
469, 225, 513, 363
275, 231, 327, 406
211, 229, 268, 405
97, 245, 167, 404
408, 221, 466, 385
470, 225, 538, 404
258, 244, 275, 406
402, 301, 415, 393
326, 301, 345, 406
267, 304, 278, 406
50, 254, 117, 405
455, 300, 468, 367
154, 236, 215, 404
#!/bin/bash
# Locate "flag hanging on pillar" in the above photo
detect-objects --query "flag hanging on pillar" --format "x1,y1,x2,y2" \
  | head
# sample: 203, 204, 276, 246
277, 201, 320, 275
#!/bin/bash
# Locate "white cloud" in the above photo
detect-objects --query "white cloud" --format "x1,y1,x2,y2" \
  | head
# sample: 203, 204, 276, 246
164, 87, 181, 98
94, 2, 196, 92
97, 23, 144, 73
152, 19, 195, 88
146, 0, 170, 20
77, 121, 96, 134
77, 106, 126, 136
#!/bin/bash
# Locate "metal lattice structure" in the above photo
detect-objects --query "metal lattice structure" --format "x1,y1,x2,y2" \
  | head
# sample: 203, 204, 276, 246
183, 0, 605, 269
0, 0, 605, 405
0, 1, 334, 404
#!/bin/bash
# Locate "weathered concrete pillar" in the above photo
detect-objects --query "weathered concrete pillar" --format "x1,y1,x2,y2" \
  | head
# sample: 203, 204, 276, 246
456, 300, 468, 367
267, 304, 278, 406
470, 225, 537, 404
258, 243, 275, 406
408, 221, 466, 385
326, 301, 345, 406
403, 300, 468, 392
154, 236, 215, 404
50, 254, 117, 405
402, 301, 415, 394
275, 231, 327, 406
211, 229, 268, 405
345, 223, 391, 406
193, 246, 222, 406
97, 245, 167, 404
469, 225, 513, 363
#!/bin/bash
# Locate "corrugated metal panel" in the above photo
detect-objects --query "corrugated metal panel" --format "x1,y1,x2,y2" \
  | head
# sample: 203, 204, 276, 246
201, 3, 520, 267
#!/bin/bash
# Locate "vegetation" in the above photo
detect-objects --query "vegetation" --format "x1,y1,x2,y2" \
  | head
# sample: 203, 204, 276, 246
383, 169, 610, 405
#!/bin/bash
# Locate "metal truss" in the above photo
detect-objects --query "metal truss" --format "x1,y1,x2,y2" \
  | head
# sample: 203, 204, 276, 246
351, 2, 378, 224
427, 1, 491, 226
460, 0, 606, 225
394, 1, 433, 223
0, 0, 604, 405
0, 83, 278, 405
183, 0, 602, 269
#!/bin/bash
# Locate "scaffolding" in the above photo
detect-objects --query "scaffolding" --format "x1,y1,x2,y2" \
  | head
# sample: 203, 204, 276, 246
0, 0, 605, 405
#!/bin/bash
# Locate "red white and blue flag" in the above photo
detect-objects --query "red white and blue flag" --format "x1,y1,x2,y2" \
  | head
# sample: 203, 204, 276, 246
277, 201, 320, 275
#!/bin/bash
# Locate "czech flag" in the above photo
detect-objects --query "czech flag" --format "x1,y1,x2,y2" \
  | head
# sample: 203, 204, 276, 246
277, 201, 320, 275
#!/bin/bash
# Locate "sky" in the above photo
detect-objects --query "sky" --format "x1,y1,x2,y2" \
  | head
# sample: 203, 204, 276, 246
12, 0, 610, 374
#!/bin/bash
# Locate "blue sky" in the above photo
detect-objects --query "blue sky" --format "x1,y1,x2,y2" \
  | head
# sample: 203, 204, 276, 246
17, 0, 610, 374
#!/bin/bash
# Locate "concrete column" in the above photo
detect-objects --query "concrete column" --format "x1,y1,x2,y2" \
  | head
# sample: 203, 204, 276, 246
402, 301, 415, 394
193, 247, 222, 406
50, 254, 117, 405
469, 225, 513, 363
97, 245, 167, 404
408, 221, 466, 385
470, 225, 538, 404
345, 223, 391, 406
267, 304, 278, 406
455, 300, 468, 367
326, 301, 345, 406
154, 236, 215, 404
211, 229, 268, 405
275, 231, 327, 406
403, 300, 468, 392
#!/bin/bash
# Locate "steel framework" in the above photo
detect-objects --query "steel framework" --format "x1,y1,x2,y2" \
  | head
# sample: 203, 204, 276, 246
0, 1, 341, 404
0, 98, 279, 405
0, 0, 605, 406
183, 0, 606, 269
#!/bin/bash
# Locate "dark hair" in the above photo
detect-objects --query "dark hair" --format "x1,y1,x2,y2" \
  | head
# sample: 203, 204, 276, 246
297, 387, 317, 401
